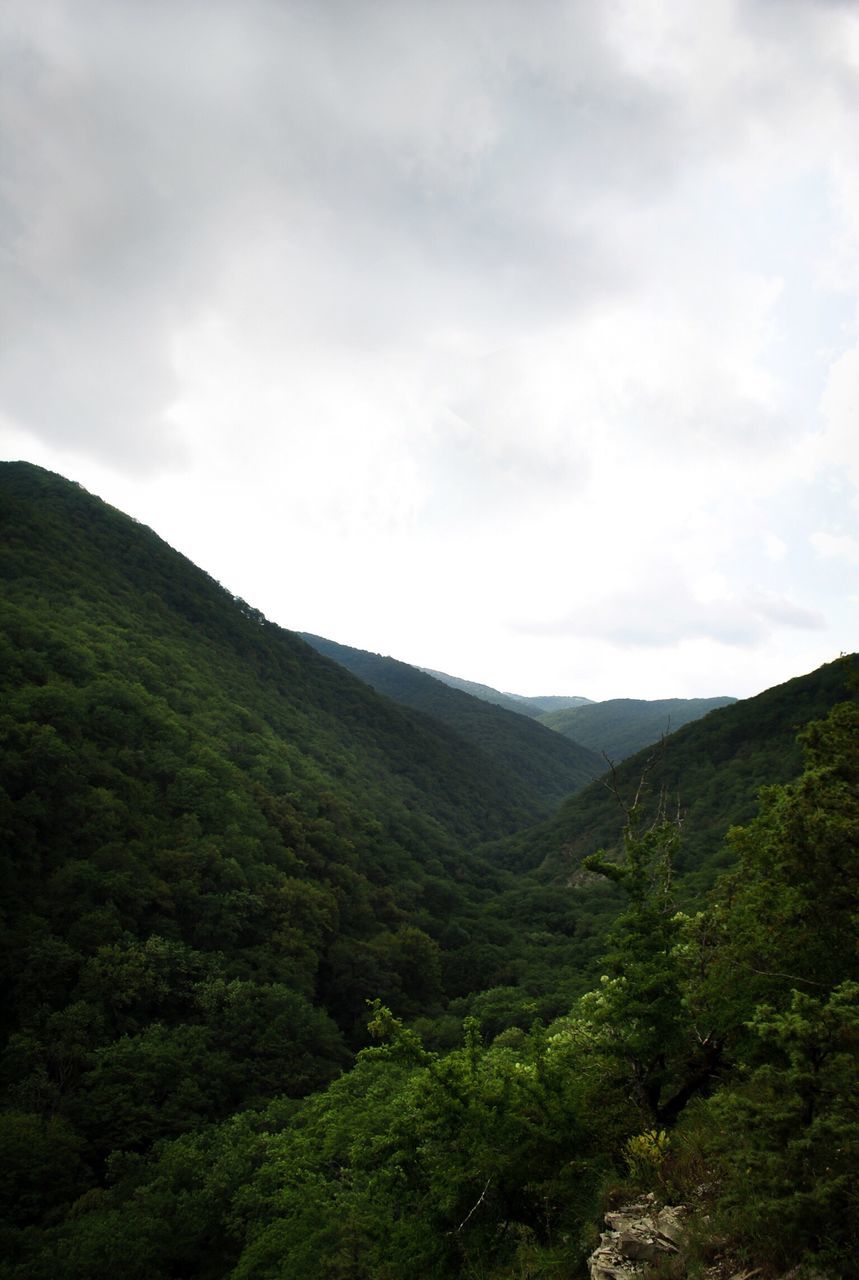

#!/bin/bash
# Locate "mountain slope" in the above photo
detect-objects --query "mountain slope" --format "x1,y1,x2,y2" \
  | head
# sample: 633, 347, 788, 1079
538, 696, 737, 761
417, 670, 594, 718
488, 655, 857, 888
418, 668, 547, 717
525, 694, 593, 712
0, 462, 595, 1073
301, 633, 605, 813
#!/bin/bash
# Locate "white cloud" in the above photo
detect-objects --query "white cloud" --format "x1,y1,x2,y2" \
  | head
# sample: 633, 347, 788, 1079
810, 531, 859, 565
763, 532, 788, 561
2, 0, 859, 698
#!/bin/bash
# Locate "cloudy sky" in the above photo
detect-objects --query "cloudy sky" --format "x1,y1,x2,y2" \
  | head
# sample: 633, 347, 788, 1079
2, 0, 858, 700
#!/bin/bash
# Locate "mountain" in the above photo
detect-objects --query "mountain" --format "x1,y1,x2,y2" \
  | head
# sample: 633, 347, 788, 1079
523, 694, 594, 712
2, 462, 856, 1280
0, 462, 606, 1075
537, 695, 737, 761
418, 669, 593, 718
301, 634, 605, 814
488, 655, 857, 888
418, 668, 547, 717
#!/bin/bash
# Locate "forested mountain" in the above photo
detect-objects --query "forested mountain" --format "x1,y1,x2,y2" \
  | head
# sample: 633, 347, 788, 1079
0, 464, 613, 1149
524, 693, 594, 712
537, 695, 737, 761
1, 462, 856, 1279
419, 669, 593, 718
418, 667, 548, 716
300, 633, 605, 813
490, 656, 855, 886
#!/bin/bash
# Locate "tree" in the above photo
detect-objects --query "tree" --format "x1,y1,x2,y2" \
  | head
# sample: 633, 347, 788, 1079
581, 797, 721, 1126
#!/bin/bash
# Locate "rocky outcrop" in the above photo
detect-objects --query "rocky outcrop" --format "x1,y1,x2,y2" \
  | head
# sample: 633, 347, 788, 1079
588, 1194, 689, 1280
588, 1197, 838, 1280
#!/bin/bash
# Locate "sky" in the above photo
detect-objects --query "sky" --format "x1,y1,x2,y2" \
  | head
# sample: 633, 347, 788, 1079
2, 0, 858, 701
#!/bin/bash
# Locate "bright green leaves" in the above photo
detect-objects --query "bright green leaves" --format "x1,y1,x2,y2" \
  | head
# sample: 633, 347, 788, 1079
699, 982, 859, 1270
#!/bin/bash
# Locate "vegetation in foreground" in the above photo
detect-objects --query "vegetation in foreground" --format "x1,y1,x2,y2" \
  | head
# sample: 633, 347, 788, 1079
3, 700, 856, 1278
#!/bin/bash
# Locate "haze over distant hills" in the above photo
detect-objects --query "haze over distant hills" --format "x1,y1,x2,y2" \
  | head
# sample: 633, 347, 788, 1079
538, 695, 737, 762
418, 669, 592, 718
372, 661, 737, 768
300, 634, 605, 812
488, 655, 855, 888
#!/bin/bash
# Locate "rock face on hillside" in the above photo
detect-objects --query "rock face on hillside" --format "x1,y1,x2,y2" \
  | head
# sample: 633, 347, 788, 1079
588, 1194, 689, 1280
587, 1196, 838, 1280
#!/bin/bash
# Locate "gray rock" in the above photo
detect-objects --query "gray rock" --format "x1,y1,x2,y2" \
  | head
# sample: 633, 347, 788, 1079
656, 1205, 688, 1246
617, 1230, 673, 1261
587, 1197, 688, 1280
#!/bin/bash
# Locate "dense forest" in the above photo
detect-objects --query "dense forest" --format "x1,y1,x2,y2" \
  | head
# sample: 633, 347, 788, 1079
535, 696, 737, 762
299, 633, 605, 812
415, 670, 592, 719
1, 463, 856, 1278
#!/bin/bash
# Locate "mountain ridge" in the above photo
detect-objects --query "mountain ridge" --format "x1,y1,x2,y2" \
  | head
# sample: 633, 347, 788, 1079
300, 633, 605, 813
486, 653, 856, 888
537, 694, 737, 761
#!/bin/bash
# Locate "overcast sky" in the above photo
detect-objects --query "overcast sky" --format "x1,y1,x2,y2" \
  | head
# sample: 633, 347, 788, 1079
2, 0, 858, 700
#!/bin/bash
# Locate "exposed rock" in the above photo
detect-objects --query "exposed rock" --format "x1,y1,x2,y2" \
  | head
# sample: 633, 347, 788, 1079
656, 1206, 689, 1247
616, 1231, 674, 1261
587, 1196, 689, 1280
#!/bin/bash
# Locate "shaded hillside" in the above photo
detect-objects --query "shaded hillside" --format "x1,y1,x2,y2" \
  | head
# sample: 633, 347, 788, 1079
525, 693, 593, 712
420, 668, 593, 717
301, 634, 605, 813
0, 462, 606, 1093
418, 667, 546, 717
538, 695, 736, 761
2, 464, 856, 1280
488, 655, 857, 889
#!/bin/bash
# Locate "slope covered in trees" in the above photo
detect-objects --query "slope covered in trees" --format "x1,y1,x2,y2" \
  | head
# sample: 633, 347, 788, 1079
417, 667, 547, 716
5, 699, 856, 1278
1, 462, 856, 1278
0, 462, 611, 1191
537, 695, 737, 761
489, 655, 856, 886
300, 633, 605, 814
418, 668, 592, 718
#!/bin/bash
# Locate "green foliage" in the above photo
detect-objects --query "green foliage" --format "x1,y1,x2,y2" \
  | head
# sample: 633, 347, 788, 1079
624, 1129, 670, 1185
691, 983, 859, 1271
580, 812, 707, 1125
2, 462, 857, 1279
301, 633, 606, 815
491, 655, 856, 887
0, 463, 614, 1272
538, 696, 736, 762
669, 702, 859, 1270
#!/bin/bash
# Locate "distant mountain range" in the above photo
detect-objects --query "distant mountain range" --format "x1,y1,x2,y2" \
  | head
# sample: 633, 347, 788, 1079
537, 695, 737, 761
300, 635, 605, 814
311, 647, 735, 773
418, 668, 592, 718
488, 655, 855, 891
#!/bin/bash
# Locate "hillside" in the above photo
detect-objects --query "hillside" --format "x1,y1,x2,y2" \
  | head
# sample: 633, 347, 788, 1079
1, 463, 856, 1280
488, 655, 857, 887
538, 695, 737, 761
0, 462, 609, 1076
525, 693, 594, 712
418, 667, 547, 716
418, 669, 594, 716
301, 634, 605, 813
